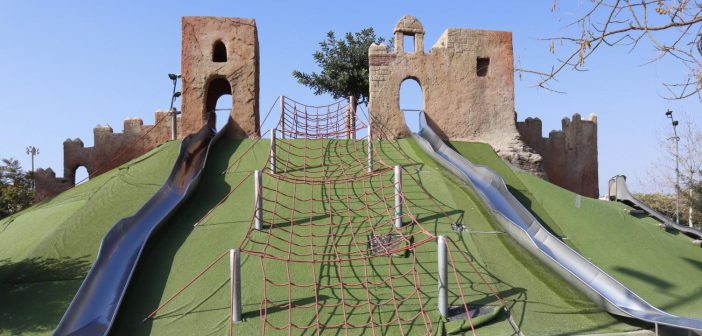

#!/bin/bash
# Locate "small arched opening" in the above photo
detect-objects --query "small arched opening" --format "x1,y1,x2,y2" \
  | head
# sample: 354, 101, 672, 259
74, 166, 89, 185
399, 78, 423, 133
212, 40, 227, 63
205, 77, 233, 132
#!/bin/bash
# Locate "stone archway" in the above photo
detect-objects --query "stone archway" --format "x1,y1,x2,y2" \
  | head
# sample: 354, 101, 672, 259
204, 77, 233, 132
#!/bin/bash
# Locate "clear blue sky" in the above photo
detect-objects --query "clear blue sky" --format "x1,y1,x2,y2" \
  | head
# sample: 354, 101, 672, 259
1, 1, 698, 194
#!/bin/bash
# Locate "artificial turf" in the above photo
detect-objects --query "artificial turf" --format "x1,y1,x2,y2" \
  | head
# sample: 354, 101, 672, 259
2, 137, 683, 335
0, 140, 181, 335
450, 141, 702, 320
110, 138, 637, 335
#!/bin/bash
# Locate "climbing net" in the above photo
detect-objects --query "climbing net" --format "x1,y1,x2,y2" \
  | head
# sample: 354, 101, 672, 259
148, 96, 509, 335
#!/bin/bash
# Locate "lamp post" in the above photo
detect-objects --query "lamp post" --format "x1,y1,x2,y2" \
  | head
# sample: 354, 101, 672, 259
168, 73, 182, 140
665, 109, 681, 225
25, 146, 39, 191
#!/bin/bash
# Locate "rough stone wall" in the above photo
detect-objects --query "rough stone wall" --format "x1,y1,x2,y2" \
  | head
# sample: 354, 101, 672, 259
35, 112, 180, 200
517, 114, 599, 198
180, 16, 260, 138
37, 16, 262, 200
368, 17, 543, 174
34, 168, 71, 201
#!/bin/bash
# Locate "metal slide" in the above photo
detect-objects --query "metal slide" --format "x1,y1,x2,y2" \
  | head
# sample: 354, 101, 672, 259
608, 175, 702, 241
53, 124, 221, 336
411, 112, 702, 332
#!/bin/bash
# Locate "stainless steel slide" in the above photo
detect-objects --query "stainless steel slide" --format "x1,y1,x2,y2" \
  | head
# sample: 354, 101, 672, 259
53, 124, 221, 336
608, 175, 702, 240
411, 112, 702, 332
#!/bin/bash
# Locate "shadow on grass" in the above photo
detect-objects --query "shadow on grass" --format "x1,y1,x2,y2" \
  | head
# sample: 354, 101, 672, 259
110, 137, 244, 336
0, 257, 92, 334
613, 266, 675, 290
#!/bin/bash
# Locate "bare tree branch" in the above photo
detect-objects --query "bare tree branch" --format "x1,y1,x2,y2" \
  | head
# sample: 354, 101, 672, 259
518, 0, 702, 100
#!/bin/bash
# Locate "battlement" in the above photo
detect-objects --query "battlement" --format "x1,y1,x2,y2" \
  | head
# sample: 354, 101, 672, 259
37, 16, 261, 201
36, 111, 181, 200
517, 113, 599, 197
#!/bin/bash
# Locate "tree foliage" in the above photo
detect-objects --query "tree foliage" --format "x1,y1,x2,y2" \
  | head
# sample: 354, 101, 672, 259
524, 0, 702, 100
643, 112, 701, 225
683, 180, 702, 225
636, 192, 690, 221
292, 28, 387, 105
0, 158, 34, 218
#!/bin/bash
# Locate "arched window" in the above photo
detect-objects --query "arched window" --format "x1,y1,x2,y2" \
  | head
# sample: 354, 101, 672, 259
74, 166, 89, 185
212, 40, 227, 63
205, 77, 232, 132
399, 78, 423, 133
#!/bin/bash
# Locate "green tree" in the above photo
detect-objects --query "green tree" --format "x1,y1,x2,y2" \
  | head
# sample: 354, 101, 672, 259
0, 158, 34, 218
292, 28, 387, 106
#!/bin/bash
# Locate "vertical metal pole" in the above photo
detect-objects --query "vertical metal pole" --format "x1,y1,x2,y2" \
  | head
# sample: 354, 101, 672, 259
674, 125, 680, 225
254, 170, 263, 230
270, 129, 276, 174
438, 236, 448, 318
690, 182, 694, 228
230, 249, 242, 323
367, 123, 373, 173
394, 165, 403, 228
26, 146, 38, 192
350, 96, 357, 140
346, 97, 351, 139
280, 96, 285, 139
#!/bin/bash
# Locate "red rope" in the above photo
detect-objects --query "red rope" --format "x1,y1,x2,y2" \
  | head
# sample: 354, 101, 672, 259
151, 96, 511, 335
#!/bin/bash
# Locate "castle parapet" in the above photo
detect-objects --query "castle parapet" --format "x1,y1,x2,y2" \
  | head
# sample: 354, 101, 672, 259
517, 113, 599, 197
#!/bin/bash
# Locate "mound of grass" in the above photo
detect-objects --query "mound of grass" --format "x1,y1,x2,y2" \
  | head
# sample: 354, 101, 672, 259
451, 141, 702, 319
0, 140, 181, 335
110, 139, 636, 336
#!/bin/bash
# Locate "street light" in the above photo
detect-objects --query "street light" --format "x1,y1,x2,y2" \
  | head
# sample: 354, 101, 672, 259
25, 146, 39, 191
666, 109, 681, 225
168, 74, 182, 140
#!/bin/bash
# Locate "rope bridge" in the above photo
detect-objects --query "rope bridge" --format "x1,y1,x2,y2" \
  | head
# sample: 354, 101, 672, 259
146, 96, 509, 335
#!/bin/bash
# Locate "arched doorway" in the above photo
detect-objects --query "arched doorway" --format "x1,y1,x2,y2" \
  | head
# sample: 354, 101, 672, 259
205, 77, 233, 133
74, 166, 89, 185
399, 78, 423, 133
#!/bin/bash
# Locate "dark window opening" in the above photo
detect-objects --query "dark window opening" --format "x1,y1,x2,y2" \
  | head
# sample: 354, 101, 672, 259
213, 40, 227, 62
403, 34, 415, 53
477, 57, 490, 77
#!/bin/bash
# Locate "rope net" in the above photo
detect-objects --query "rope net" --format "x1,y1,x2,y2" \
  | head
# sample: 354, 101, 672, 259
148, 96, 509, 335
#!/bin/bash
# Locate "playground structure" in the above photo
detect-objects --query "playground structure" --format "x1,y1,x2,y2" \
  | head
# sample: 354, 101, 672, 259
36, 15, 599, 201
368, 16, 599, 197
14, 14, 701, 336
35, 17, 261, 201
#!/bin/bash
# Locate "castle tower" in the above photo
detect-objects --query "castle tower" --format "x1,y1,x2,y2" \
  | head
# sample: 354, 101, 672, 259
180, 17, 260, 138
368, 16, 543, 175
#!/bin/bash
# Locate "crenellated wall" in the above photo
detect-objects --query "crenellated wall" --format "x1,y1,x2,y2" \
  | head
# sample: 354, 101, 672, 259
36, 16, 261, 201
35, 111, 180, 200
517, 113, 599, 198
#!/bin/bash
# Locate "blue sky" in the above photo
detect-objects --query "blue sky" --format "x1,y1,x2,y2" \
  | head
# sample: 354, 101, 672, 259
0, 1, 698, 194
